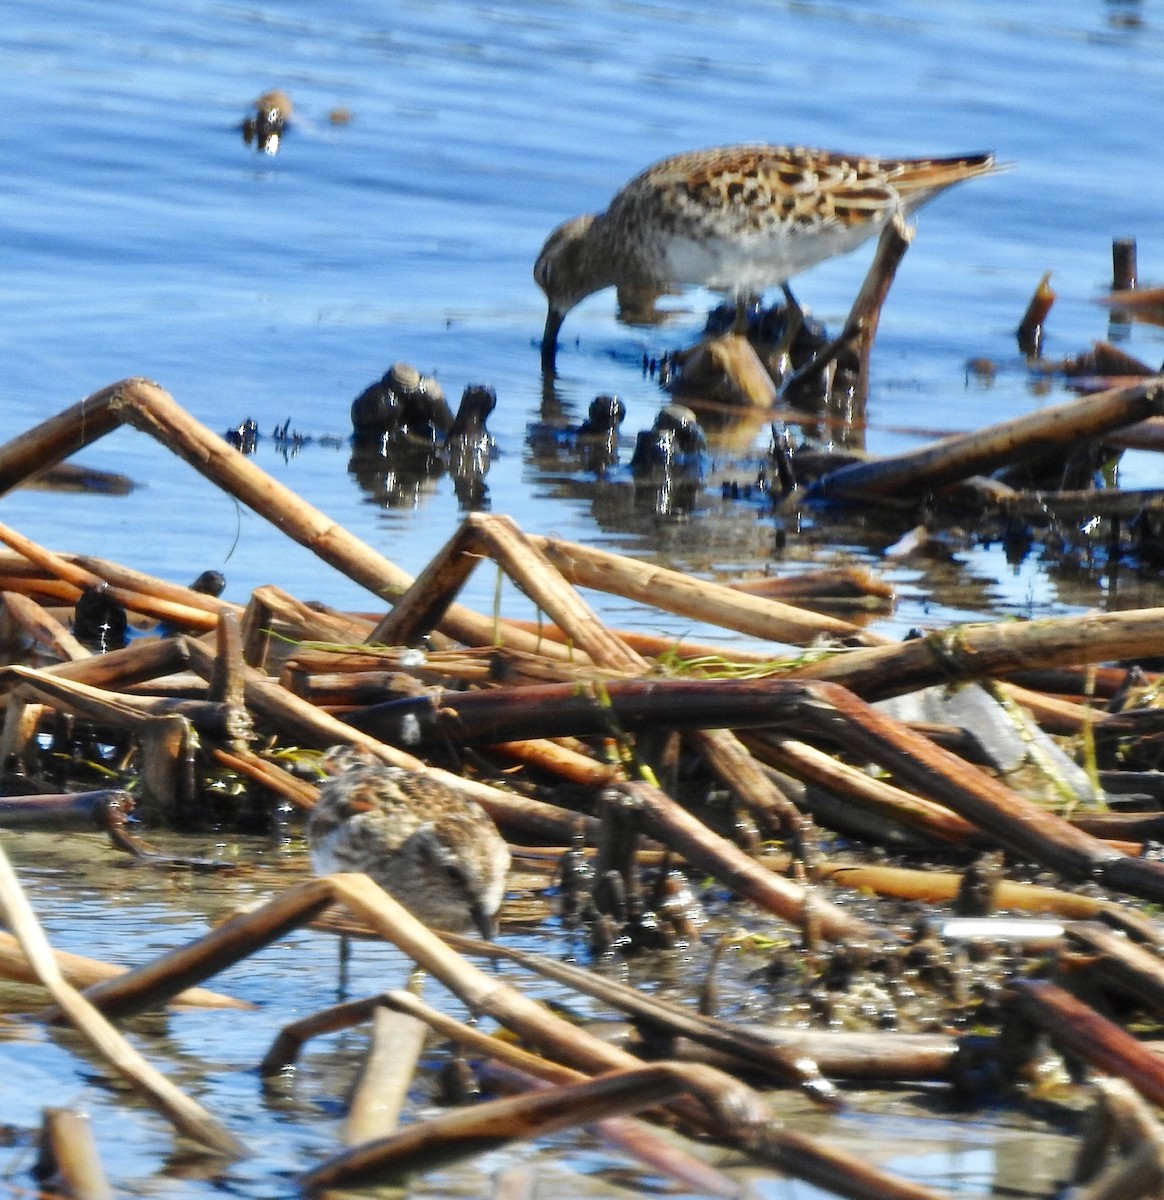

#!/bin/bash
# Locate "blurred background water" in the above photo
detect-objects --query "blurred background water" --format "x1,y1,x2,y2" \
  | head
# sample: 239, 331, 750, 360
0, 1, 1162, 1194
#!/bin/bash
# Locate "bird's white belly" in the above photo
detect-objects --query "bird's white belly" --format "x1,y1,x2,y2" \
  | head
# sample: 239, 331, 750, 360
662, 216, 891, 294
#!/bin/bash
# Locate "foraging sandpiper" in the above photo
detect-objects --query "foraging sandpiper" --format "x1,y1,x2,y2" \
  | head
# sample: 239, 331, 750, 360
307, 747, 509, 937
534, 144, 999, 369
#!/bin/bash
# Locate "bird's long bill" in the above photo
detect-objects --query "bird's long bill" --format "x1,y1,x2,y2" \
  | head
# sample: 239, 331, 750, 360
540, 307, 565, 373
470, 902, 497, 940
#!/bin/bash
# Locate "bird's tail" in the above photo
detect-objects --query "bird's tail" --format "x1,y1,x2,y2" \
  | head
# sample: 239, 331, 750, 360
891, 151, 1004, 196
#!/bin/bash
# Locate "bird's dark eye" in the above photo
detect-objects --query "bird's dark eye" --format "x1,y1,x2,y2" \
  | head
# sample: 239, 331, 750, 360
445, 863, 467, 886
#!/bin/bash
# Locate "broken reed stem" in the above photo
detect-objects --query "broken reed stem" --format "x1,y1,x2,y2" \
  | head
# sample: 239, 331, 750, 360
36, 1108, 114, 1200
469, 515, 648, 673
785, 606, 1164, 701
0, 838, 243, 1156
0, 519, 222, 632
299, 1064, 752, 1193
531, 532, 885, 648
0, 928, 249, 1007
377, 990, 744, 1199
835, 207, 914, 406
1011, 980, 1164, 1108
1, 590, 89, 661
343, 1005, 427, 1146
798, 681, 1164, 905
0, 664, 252, 742
612, 779, 882, 946
0, 378, 587, 660
810, 377, 1164, 500
181, 635, 595, 844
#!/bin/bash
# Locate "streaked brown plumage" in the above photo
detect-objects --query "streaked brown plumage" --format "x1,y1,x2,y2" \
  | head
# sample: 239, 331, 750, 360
307, 747, 509, 937
534, 144, 999, 368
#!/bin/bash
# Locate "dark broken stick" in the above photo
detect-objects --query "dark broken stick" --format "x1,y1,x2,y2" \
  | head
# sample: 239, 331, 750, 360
793, 681, 1164, 906
807, 377, 1164, 500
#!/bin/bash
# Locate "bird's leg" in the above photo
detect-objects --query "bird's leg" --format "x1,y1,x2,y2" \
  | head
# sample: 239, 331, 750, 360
336, 931, 352, 1000
762, 284, 807, 384
730, 291, 761, 335
780, 283, 806, 346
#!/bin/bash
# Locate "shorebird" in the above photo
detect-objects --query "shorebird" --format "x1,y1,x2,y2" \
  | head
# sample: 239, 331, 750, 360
534, 144, 999, 370
307, 747, 509, 938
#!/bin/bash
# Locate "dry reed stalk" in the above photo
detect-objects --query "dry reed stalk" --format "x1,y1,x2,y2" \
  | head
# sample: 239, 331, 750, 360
0, 590, 89, 661
0, 519, 221, 632
343, 1005, 427, 1145
0, 696, 46, 771
80, 878, 338, 1019
260, 996, 382, 1073
469, 514, 646, 673
498, 618, 795, 666
208, 609, 247, 717
211, 747, 320, 811
1066, 923, 1164, 1018
78, 873, 665, 1080
368, 533, 800, 835
282, 667, 619, 791
807, 862, 1115, 919
184, 637, 591, 842
239, 588, 276, 670
609, 780, 887, 945
531, 533, 885, 648
833, 207, 914, 406
1070, 811, 1164, 843
0, 550, 59, 576
345, 676, 820, 747
0, 929, 249, 1007
1011, 979, 1164, 1108
0, 664, 251, 743
810, 377, 1164, 499
745, 733, 981, 845
283, 644, 596, 689
0, 518, 110, 592
487, 737, 622, 788
685, 727, 804, 836
0, 839, 243, 1155
35, 1108, 114, 1200
70, 555, 242, 616
63, 873, 939, 1199
248, 583, 375, 645
378, 990, 743, 1199
0, 386, 127, 492
0, 576, 81, 605
785, 606, 1164, 701
0, 789, 132, 829
797, 681, 1164, 905
669, 1027, 958, 1083
0, 380, 595, 659
282, 668, 439, 706
442, 930, 838, 1095
38, 635, 193, 691
300, 1062, 764, 1192
366, 517, 483, 647
65, 381, 604, 656
997, 681, 1110, 736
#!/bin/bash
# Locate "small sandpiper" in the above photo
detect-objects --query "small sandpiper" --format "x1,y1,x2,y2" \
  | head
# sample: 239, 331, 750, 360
307, 747, 510, 937
534, 144, 999, 369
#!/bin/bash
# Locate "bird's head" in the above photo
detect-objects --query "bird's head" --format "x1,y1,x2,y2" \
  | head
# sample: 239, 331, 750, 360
534, 213, 603, 370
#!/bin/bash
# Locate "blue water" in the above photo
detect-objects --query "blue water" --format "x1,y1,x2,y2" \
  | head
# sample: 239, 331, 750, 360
1, 1, 1161, 1194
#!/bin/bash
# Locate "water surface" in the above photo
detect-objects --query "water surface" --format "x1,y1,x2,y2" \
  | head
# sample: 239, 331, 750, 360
1, 1, 1162, 1194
